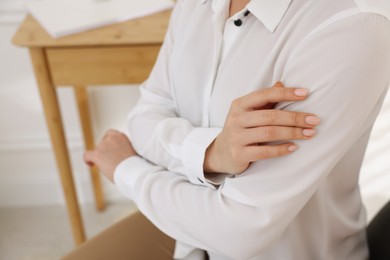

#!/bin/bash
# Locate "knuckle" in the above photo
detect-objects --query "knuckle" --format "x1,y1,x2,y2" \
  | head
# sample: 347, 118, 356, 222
291, 112, 300, 126
259, 88, 270, 99
263, 110, 277, 124
263, 126, 276, 139
293, 127, 302, 138
283, 88, 292, 97
106, 129, 117, 137
280, 88, 295, 99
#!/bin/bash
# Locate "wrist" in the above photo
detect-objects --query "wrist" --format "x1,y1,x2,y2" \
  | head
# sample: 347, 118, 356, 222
203, 139, 219, 174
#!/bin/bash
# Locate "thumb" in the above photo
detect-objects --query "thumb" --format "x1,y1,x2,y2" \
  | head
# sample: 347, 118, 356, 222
83, 150, 96, 167
273, 81, 284, 88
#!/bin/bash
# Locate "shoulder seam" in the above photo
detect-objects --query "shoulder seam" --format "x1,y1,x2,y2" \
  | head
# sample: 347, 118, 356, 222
302, 8, 361, 44
354, 0, 390, 21
299, 7, 390, 48
283, 7, 390, 79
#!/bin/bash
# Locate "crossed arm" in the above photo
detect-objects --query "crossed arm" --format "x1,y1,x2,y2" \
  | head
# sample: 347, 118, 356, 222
84, 84, 320, 183
83, 12, 390, 259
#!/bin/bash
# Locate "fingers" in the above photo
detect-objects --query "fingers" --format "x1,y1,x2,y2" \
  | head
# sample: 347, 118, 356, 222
238, 126, 317, 145
233, 85, 309, 112
238, 110, 320, 128
242, 143, 299, 162
261, 81, 285, 109
83, 150, 96, 167
212, 82, 316, 173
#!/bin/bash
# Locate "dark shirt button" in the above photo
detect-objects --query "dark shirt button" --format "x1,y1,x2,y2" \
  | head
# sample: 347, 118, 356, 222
234, 19, 243, 26
197, 177, 204, 183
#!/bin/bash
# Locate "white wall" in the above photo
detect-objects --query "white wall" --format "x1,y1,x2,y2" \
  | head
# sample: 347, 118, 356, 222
0, 0, 141, 207
0, 0, 389, 220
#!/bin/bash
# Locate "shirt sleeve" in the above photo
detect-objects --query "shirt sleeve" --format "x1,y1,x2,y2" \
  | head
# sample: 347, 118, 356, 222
127, 0, 223, 187
115, 13, 390, 259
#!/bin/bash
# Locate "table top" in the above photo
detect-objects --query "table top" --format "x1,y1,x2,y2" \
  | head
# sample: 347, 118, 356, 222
12, 10, 171, 48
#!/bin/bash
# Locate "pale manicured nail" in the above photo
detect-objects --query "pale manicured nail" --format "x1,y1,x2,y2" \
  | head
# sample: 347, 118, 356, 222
305, 116, 321, 125
288, 144, 299, 152
294, 89, 309, 97
303, 129, 317, 137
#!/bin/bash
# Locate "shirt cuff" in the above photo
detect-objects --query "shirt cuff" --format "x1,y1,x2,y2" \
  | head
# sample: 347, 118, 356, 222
113, 156, 154, 201
182, 127, 222, 188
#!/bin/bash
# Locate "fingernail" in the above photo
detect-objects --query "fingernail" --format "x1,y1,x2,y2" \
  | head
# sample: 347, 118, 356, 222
288, 144, 299, 152
294, 89, 309, 97
305, 116, 321, 125
303, 129, 317, 137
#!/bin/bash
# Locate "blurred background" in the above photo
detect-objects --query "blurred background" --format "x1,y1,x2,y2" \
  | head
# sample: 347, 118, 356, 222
0, 0, 389, 259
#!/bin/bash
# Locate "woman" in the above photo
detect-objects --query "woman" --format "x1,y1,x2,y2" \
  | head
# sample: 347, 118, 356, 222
67, 0, 390, 259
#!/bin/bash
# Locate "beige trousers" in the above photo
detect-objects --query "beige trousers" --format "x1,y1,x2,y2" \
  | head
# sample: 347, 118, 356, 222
62, 211, 176, 260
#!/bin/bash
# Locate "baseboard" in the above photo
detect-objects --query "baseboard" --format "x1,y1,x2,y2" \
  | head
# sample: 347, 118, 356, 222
0, 135, 83, 152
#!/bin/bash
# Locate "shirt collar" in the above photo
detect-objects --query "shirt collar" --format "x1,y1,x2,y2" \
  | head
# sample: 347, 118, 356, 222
247, 0, 292, 32
203, 0, 292, 32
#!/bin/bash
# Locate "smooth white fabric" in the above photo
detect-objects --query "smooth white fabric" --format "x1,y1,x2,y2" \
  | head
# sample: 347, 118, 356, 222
114, 0, 390, 259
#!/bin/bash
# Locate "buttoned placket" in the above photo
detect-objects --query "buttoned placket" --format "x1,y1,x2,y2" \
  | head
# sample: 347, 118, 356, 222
201, 1, 226, 127
202, 0, 250, 127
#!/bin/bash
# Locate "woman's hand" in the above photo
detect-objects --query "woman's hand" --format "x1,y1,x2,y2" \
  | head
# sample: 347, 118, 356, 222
204, 82, 320, 175
83, 129, 137, 183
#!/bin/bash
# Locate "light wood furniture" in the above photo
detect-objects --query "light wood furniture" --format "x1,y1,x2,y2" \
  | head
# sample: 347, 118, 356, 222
12, 10, 171, 246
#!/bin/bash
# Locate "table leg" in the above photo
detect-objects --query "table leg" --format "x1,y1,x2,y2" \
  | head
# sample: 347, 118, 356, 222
29, 48, 86, 246
74, 85, 106, 212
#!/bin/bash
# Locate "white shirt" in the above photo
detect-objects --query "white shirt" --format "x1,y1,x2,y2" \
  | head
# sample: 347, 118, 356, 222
114, 0, 390, 259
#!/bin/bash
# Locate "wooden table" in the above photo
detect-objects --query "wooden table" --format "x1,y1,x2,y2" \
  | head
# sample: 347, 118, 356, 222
12, 10, 171, 246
